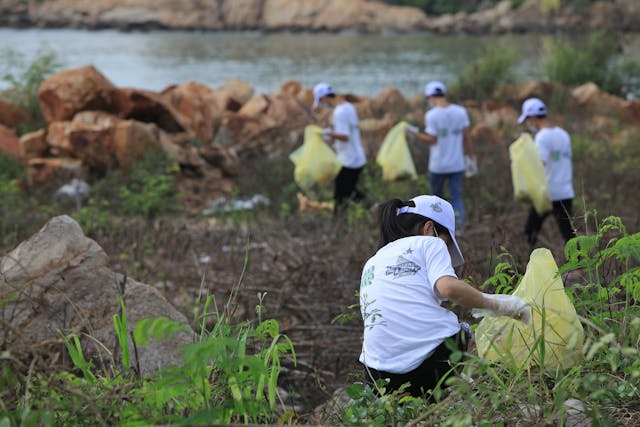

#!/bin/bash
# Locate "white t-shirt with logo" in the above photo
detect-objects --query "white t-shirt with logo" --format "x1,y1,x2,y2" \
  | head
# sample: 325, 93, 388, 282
359, 235, 461, 374
535, 127, 574, 201
424, 104, 470, 174
332, 102, 367, 169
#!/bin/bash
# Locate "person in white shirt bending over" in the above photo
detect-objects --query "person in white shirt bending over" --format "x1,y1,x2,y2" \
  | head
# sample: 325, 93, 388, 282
408, 81, 475, 234
313, 82, 367, 217
359, 195, 529, 397
517, 97, 577, 246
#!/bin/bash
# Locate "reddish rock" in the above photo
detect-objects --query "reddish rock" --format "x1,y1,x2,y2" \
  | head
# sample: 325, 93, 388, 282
27, 157, 87, 188
37, 65, 116, 123
113, 120, 160, 169
19, 129, 49, 160
214, 78, 254, 112
161, 81, 219, 143
279, 79, 302, 97
296, 88, 314, 110
371, 86, 408, 116
0, 98, 25, 128
199, 144, 240, 176
571, 82, 625, 116
238, 94, 270, 117
47, 111, 120, 171
111, 87, 185, 134
214, 92, 313, 155
157, 131, 206, 171
0, 124, 20, 158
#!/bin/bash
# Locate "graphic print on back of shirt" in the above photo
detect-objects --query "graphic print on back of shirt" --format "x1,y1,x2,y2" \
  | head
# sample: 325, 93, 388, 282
385, 255, 421, 278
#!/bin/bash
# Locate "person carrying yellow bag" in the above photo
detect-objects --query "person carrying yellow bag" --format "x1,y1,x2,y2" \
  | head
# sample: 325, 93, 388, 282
376, 121, 418, 181
516, 98, 577, 246
289, 125, 342, 194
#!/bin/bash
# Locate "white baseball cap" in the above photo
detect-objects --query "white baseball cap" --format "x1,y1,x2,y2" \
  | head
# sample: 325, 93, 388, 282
397, 195, 464, 267
425, 80, 446, 97
313, 82, 335, 108
518, 97, 547, 124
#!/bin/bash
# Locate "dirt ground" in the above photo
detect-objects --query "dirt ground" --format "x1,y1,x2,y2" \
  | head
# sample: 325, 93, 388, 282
89, 148, 628, 421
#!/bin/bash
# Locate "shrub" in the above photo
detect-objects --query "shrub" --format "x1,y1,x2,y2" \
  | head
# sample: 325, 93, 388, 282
451, 44, 518, 101
0, 45, 63, 134
543, 31, 640, 98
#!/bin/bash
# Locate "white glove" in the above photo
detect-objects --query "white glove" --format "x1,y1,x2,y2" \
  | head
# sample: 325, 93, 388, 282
406, 125, 420, 135
472, 293, 531, 324
465, 155, 478, 178
321, 127, 333, 142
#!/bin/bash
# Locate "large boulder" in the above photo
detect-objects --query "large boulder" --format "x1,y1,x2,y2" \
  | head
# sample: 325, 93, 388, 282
0, 215, 194, 376
0, 123, 20, 158
47, 111, 120, 171
19, 128, 49, 160
160, 81, 219, 143
0, 98, 25, 128
37, 65, 116, 123
214, 92, 314, 156
26, 157, 88, 189
111, 87, 186, 134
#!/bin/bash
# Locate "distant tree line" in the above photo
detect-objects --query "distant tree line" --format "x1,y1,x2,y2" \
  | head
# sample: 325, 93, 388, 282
380, 0, 599, 15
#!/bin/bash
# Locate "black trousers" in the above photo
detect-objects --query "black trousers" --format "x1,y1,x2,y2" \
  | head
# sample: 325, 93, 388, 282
525, 199, 576, 245
334, 166, 365, 216
362, 329, 468, 398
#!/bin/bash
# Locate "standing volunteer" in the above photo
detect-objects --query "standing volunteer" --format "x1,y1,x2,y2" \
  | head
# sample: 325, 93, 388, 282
359, 195, 530, 397
518, 98, 576, 245
313, 82, 367, 216
408, 81, 475, 234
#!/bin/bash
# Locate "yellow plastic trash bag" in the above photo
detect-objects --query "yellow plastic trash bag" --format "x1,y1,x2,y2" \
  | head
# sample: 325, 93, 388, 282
509, 133, 552, 215
376, 121, 418, 181
289, 125, 342, 192
475, 248, 584, 369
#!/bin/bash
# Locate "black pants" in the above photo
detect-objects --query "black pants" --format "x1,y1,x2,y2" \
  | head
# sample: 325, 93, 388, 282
362, 329, 468, 398
334, 166, 365, 216
525, 199, 576, 245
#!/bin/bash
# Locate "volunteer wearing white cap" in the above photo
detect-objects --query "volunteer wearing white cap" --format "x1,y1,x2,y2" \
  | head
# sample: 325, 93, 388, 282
313, 82, 367, 216
359, 195, 530, 397
408, 81, 475, 234
518, 98, 576, 245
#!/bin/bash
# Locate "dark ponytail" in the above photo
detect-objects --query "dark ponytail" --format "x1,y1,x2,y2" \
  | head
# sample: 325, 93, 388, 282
378, 199, 424, 248
377, 198, 451, 249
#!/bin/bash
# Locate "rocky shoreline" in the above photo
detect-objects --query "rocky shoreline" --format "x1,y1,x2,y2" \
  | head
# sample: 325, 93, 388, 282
1, 0, 639, 34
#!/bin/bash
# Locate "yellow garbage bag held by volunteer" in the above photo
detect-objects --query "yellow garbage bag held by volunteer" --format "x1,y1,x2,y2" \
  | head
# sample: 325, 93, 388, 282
289, 125, 342, 193
376, 121, 418, 181
509, 133, 552, 215
475, 248, 584, 369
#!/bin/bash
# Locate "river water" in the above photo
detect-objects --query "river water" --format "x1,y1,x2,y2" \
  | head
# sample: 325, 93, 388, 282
1, 28, 639, 97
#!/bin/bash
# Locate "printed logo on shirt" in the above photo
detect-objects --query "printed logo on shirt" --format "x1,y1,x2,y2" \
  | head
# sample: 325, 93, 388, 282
438, 129, 448, 138
361, 265, 375, 290
385, 256, 421, 278
551, 151, 560, 161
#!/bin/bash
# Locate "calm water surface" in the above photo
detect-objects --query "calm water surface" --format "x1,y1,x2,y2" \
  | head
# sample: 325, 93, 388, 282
1, 29, 639, 97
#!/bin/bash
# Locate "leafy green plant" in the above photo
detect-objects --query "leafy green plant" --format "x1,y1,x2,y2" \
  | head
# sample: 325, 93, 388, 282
0, 45, 63, 134
452, 44, 518, 101
543, 31, 640, 98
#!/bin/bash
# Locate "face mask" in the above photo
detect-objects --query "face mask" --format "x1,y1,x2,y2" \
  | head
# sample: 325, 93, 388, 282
527, 125, 538, 134
321, 102, 332, 110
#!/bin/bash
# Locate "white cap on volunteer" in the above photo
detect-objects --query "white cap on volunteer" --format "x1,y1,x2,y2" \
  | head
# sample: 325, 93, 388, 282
397, 195, 464, 267
424, 80, 446, 97
313, 82, 335, 109
518, 97, 547, 124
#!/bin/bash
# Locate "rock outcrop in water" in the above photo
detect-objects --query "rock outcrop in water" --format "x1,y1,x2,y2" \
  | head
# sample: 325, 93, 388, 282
0, 0, 638, 33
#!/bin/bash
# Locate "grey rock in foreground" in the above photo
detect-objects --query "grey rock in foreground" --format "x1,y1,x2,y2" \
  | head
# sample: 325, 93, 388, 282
0, 215, 194, 376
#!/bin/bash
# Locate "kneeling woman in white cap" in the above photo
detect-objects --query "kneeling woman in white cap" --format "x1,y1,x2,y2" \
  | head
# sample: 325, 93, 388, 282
359, 195, 529, 397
